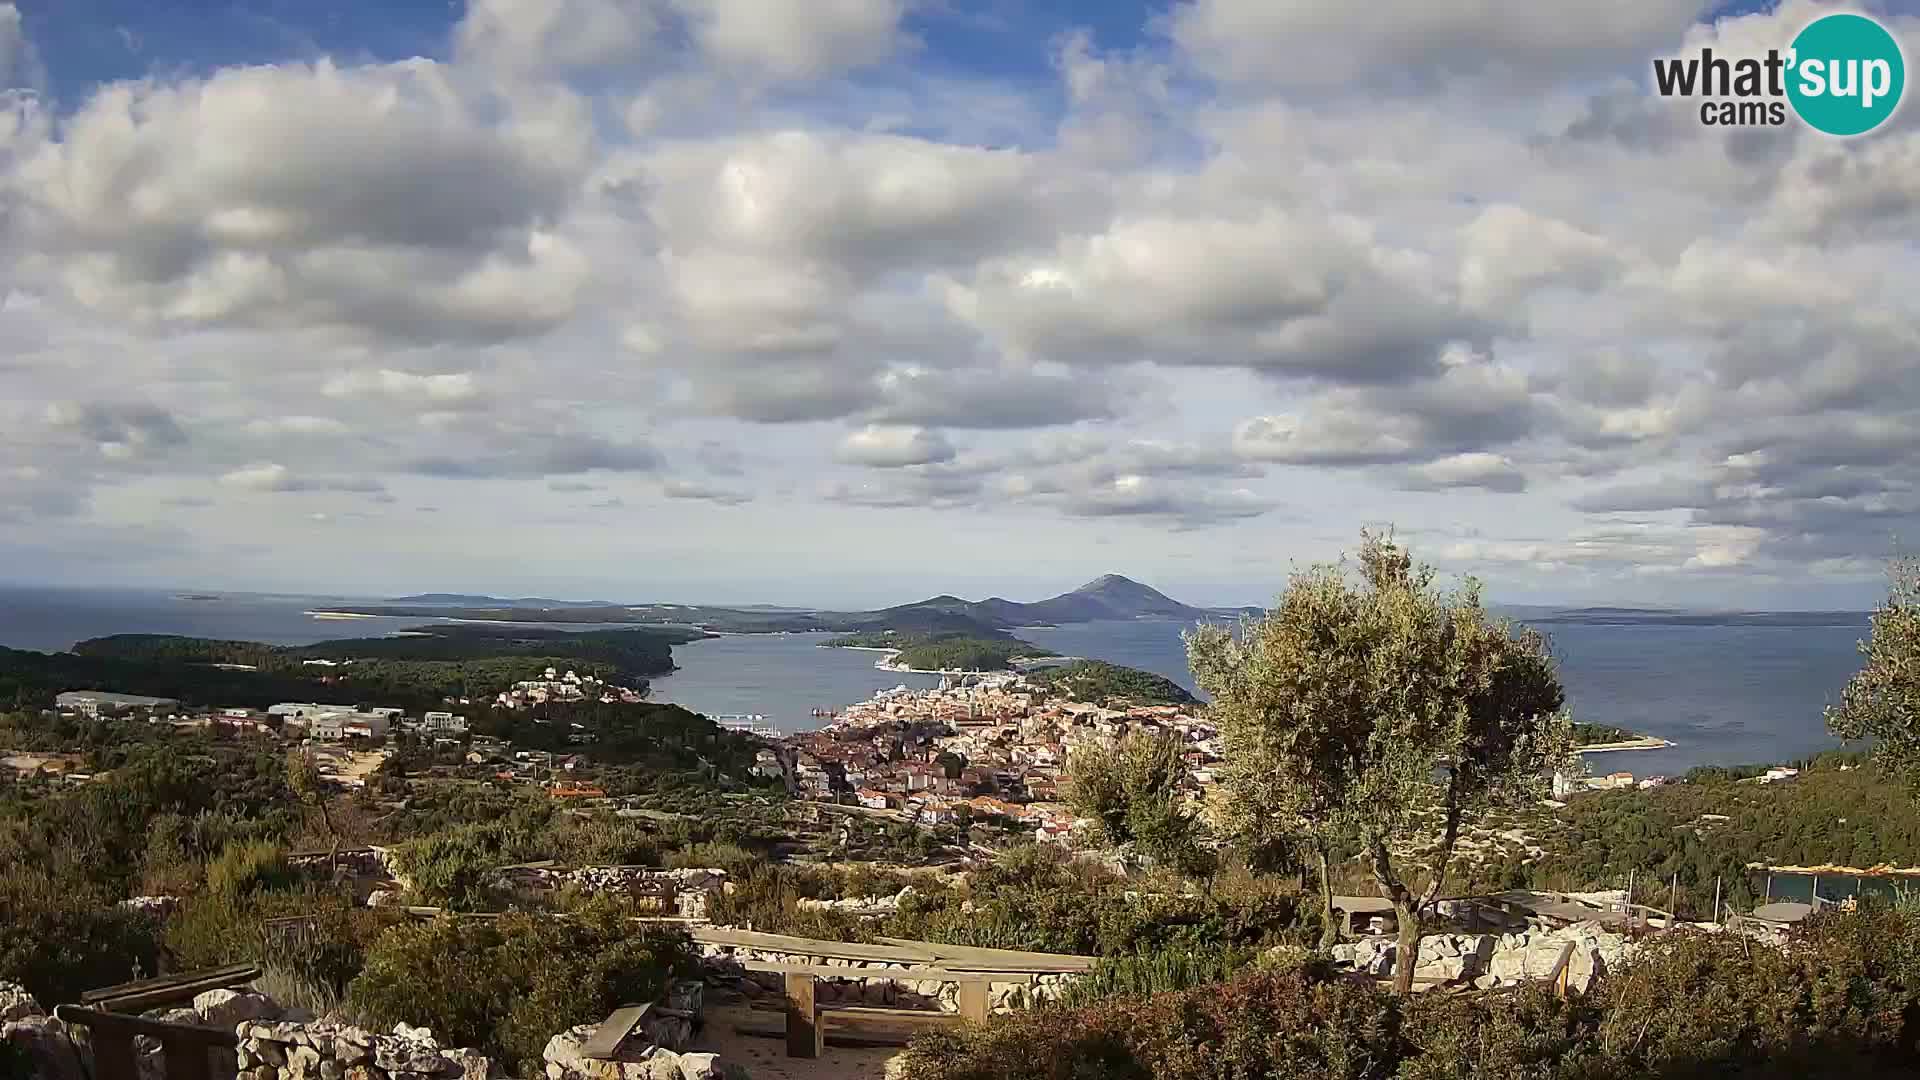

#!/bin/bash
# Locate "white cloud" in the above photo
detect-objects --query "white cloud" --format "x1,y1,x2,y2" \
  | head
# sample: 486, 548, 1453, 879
669, 0, 908, 81
3, 0, 1918, 603
1403, 452, 1526, 493
835, 425, 956, 468
455, 0, 661, 74
322, 370, 483, 405
9, 58, 583, 341
219, 463, 297, 491
1172, 0, 1710, 87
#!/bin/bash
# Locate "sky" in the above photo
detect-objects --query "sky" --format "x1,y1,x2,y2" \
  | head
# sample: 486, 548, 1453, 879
3, 1, 1920, 610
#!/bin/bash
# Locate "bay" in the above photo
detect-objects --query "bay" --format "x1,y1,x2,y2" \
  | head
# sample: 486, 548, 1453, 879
0, 586, 1875, 773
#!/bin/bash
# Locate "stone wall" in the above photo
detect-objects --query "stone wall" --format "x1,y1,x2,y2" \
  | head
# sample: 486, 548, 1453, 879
1, 984, 743, 1080
1330, 919, 1634, 993
518, 868, 726, 920
696, 944, 1079, 1013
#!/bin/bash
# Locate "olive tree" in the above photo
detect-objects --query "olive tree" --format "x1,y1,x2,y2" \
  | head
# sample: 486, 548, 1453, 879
1187, 529, 1572, 993
1828, 557, 1920, 794
1065, 729, 1211, 875
286, 748, 336, 874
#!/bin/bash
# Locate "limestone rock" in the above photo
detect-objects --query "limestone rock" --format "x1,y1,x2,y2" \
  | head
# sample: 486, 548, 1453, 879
287, 1044, 324, 1080
194, 990, 282, 1028
441, 1048, 498, 1080
542, 1025, 599, 1079
375, 1035, 451, 1075
393, 1023, 439, 1047
0, 983, 45, 1023
334, 1028, 374, 1066
5, 1015, 88, 1080
1414, 954, 1466, 983
675, 1052, 723, 1080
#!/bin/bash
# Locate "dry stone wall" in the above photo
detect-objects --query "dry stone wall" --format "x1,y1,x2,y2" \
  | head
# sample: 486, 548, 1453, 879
1330, 919, 1634, 993
696, 944, 1079, 1013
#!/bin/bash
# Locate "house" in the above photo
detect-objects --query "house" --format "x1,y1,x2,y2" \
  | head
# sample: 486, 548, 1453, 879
856, 789, 891, 810
309, 717, 348, 741
750, 748, 784, 779
421, 711, 468, 734
55, 691, 180, 718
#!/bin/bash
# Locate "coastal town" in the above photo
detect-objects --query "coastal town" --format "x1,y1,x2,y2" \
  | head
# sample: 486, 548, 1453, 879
773, 672, 1215, 841
15, 659, 1712, 834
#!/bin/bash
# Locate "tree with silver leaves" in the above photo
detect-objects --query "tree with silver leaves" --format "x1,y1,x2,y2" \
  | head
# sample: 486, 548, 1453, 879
1187, 529, 1572, 994
1828, 557, 1920, 795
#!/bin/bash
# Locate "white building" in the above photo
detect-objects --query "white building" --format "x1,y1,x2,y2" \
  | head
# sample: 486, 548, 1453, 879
421, 711, 468, 734
56, 691, 180, 718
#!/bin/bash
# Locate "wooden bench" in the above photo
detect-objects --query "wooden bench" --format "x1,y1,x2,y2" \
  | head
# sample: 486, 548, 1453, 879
734, 961, 999, 1058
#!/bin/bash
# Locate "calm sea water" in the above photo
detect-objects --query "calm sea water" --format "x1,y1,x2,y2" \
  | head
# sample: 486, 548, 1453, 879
0, 586, 1872, 772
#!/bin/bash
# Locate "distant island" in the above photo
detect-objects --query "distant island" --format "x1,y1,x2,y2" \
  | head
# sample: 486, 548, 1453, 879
1573, 721, 1673, 753
823, 632, 1059, 673
0, 624, 707, 712
310, 573, 1261, 639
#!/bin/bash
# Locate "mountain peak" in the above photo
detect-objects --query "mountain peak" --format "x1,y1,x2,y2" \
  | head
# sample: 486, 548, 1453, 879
1075, 573, 1141, 592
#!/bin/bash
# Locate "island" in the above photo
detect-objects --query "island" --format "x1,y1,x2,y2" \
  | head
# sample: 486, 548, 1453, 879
1573, 721, 1675, 753
823, 632, 1058, 673
307, 573, 1262, 639
1, 624, 707, 712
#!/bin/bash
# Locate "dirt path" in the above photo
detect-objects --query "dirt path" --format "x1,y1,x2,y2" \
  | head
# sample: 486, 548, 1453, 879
696, 1004, 902, 1080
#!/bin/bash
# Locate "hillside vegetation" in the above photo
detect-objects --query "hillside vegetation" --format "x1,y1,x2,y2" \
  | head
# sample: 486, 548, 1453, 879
0, 626, 697, 712
1028, 660, 1197, 706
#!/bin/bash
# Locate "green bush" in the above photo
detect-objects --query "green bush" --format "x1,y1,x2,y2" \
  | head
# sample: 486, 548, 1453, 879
388, 822, 540, 910
1057, 944, 1256, 1007
0, 864, 160, 1006
892, 906, 1920, 1080
206, 839, 293, 899
348, 901, 690, 1076
165, 886, 404, 1005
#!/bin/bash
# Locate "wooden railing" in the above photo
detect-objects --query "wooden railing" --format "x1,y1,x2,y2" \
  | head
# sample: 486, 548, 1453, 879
53, 1006, 239, 1080
80, 963, 260, 1014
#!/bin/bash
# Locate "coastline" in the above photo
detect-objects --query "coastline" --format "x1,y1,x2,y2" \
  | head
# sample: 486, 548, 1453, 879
303, 611, 384, 620
1575, 737, 1676, 754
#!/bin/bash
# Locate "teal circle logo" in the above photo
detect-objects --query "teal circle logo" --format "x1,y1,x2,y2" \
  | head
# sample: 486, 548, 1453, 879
1787, 13, 1906, 137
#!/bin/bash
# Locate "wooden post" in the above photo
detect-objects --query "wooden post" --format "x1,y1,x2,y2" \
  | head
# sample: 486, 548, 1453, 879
1713, 877, 1722, 926
784, 972, 821, 1059
1669, 873, 1679, 928
163, 1040, 214, 1080
957, 981, 988, 1024
1627, 870, 1635, 929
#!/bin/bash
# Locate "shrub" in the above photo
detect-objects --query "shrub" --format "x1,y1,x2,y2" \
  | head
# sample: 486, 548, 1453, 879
1057, 944, 1256, 1007
348, 901, 691, 1077
895, 907, 1920, 1080
704, 864, 871, 941
206, 838, 293, 899
388, 822, 539, 910
0, 864, 160, 1006
663, 840, 759, 876
165, 885, 407, 1003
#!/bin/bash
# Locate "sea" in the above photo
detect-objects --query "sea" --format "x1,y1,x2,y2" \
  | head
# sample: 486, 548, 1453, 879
0, 585, 1874, 775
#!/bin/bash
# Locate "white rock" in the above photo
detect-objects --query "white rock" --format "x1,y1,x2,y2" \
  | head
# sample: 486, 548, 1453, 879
393, 1022, 438, 1047
194, 990, 281, 1028
0, 984, 44, 1023
675, 1052, 723, 1080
